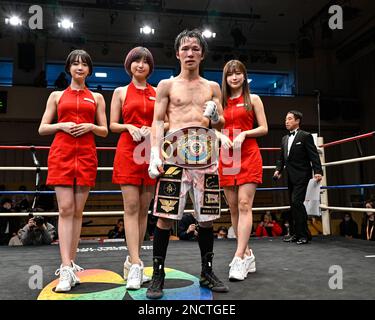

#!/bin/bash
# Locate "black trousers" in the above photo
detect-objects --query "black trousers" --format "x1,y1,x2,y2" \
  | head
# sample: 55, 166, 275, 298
288, 180, 309, 239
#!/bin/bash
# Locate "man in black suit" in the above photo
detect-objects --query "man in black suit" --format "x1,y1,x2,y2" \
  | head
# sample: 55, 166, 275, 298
273, 110, 323, 245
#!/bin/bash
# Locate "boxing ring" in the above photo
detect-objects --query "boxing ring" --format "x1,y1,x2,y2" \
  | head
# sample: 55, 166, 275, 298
1, 131, 375, 300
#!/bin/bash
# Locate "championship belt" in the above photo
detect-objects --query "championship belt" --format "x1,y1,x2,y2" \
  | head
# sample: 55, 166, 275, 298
161, 126, 218, 169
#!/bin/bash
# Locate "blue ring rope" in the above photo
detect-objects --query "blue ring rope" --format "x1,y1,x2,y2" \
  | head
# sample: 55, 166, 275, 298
1, 183, 374, 195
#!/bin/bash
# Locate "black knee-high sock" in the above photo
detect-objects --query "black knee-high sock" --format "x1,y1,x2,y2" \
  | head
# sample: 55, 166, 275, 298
198, 226, 214, 258
153, 226, 170, 259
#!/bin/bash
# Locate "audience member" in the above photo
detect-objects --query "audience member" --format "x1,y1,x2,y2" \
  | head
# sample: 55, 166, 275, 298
0, 198, 20, 245
361, 199, 375, 241
339, 213, 358, 239
20, 215, 56, 245
255, 211, 282, 237
177, 212, 198, 241
216, 226, 228, 239
13, 185, 31, 212
108, 218, 125, 239
8, 229, 23, 246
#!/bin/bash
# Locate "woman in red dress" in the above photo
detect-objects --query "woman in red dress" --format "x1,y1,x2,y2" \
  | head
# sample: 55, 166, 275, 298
218, 60, 268, 281
110, 47, 156, 290
39, 50, 108, 292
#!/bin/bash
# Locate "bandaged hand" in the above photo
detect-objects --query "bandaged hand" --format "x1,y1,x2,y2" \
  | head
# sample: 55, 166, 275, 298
203, 101, 220, 124
148, 146, 163, 179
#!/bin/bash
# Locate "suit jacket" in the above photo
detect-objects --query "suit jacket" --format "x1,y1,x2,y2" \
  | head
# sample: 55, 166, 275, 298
276, 129, 323, 185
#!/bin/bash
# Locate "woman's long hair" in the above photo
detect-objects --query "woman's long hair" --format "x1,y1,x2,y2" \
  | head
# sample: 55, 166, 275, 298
221, 60, 252, 111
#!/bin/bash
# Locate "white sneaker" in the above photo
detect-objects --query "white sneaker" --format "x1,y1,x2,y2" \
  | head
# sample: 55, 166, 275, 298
55, 265, 76, 292
229, 257, 246, 281
126, 263, 143, 290
71, 260, 84, 285
244, 252, 256, 277
123, 256, 151, 283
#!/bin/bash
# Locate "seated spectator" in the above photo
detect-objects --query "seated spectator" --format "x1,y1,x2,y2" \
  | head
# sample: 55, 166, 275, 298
54, 72, 69, 89
339, 213, 358, 239
8, 229, 23, 246
216, 226, 228, 239
178, 212, 198, 240
255, 212, 282, 237
108, 218, 125, 239
361, 199, 375, 241
20, 215, 56, 245
0, 198, 20, 245
13, 185, 31, 212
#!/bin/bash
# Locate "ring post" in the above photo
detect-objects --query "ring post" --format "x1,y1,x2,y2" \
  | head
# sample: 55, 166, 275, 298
318, 137, 330, 235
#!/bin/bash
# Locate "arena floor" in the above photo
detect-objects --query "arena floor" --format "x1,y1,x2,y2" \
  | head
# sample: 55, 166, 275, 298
1, 236, 374, 300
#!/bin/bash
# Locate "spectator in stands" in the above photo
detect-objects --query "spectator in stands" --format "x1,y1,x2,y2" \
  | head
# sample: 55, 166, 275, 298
216, 226, 228, 239
8, 228, 23, 246
255, 211, 282, 237
54, 72, 69, 89
178, 212, 198, 241
13, 185, 31, 212
361, 199, 375, 241
19, 215, 56, 245
108, 219, 125, 239
0, 198, 20, 245
339, 213, 358, 239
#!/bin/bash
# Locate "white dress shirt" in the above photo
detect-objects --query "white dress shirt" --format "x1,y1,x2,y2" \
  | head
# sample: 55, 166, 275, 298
287, 129, 298, 156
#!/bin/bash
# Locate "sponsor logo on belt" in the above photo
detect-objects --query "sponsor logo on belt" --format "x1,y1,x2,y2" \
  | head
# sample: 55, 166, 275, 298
205, 174, 219, 189
204, 192, 220, 206
157, 197, 179, 214
200, 207, 220, 215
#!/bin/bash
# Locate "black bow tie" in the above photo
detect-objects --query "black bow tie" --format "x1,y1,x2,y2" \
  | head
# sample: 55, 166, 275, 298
289, 131, 296, 136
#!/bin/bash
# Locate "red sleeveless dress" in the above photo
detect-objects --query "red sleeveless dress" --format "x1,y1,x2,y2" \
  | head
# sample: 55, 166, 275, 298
47, 87, 98, 187
112, 82, 156, 185
219, 95, 263, 186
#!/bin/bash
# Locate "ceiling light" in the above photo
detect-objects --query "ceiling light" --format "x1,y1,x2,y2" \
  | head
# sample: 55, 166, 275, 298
202, 29, 216, 39
58, 19, 74, 29
5, 16, 22, 26
140, 26, 154, 35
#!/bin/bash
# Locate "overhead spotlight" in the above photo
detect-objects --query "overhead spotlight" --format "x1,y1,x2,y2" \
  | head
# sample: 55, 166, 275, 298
5, 16, 22, 26
58, 19, 74, 30
140, 26, 154, 35
202, 29, 216, 39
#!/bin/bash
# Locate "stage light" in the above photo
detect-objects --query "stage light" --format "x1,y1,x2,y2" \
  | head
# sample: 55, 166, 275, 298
140, 26, 154, 35
5, 16, 22, 26
202, 29, 216, 39
58, 19, 74, 29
